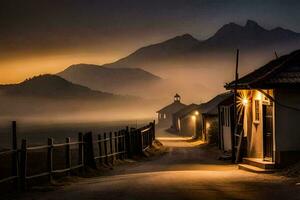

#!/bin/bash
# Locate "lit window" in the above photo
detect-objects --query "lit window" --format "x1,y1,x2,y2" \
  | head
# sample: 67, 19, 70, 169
164, 114, 167, 119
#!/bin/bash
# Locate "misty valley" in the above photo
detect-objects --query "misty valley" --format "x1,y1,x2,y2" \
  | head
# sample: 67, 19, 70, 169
1, 20, 300, 145
1, 15, 300, 199
1, 20, 300, 111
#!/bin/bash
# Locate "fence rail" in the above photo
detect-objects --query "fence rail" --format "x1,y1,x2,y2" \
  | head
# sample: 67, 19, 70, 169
0, 120, 155, 190
19, 134, 85, 188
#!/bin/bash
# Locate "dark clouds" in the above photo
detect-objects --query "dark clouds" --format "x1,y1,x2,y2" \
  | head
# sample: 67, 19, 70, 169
1, 0, 300, 63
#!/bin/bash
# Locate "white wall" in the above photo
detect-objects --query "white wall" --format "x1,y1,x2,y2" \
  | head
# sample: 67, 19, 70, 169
240, 90, 265, 158
222, 126, 232, 151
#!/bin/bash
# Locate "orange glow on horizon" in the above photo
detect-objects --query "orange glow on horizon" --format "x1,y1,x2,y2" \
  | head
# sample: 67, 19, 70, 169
0, 53, 121, 84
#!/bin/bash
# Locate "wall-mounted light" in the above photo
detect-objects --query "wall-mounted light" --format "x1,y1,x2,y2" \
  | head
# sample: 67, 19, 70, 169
206, 122, 210, 129
194, 111, 199, 116
242, 98, 248, 106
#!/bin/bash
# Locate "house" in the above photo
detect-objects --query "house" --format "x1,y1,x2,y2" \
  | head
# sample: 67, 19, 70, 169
200, 92, 233, 143
172, 104, 200, 137
225, 49, 300, 170
157, 94, 187, 128
171, 92, 232, 141
218, 93, 234, 152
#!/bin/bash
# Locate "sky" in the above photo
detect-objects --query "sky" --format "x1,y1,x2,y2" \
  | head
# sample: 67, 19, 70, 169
1, 0, 300, 83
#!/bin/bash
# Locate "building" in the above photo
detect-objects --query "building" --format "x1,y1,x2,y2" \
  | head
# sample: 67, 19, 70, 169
225, 49, 300, 170
218, 93, 234, 152
157, 94, 187, 128
171, 92, 232, 141
200, 92, 233, 143
172, 104, 200, 137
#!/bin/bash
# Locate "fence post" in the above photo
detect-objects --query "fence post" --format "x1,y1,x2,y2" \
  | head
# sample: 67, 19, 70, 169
133, 128, 138, 155
47, 138, 54, 182
152, 120, 156, 140
83, 132, 97, 169
78, 132, 84, 172
131, 128, 135, 155
120, 131, 124, 160
150, 122, 154, 146
114, 132, 118, 160
109, 132, 114, 164
98, 134, 103, 164
139, 129, 143, 154
11, 121, 18, 189
124, 127, 130, 158
20, 139, 27, 191
147, 123, 151, 147
103, 133, 108, 165
65, 137, 71, 176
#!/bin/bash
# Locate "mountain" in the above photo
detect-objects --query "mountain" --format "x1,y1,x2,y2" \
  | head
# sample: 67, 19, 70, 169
105, 34, 200, 68
0, 74, 117, 99
195, 20, 300, 50
99, 20, 300, 102
57, 64, 162, 96
0, 74, 151, 120
105, 20, 300, 70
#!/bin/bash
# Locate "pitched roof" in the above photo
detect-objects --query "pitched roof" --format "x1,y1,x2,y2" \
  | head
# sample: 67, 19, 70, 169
173, 103, 199, 119
157, 101, 187, 114
174, 93, 180, 98
225, 49, 300, 89
200, 92, 233, 115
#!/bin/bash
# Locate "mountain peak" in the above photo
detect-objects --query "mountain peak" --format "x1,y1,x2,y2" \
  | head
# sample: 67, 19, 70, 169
175, 33, 196, 40
22, 74, 69, 85
244, 20, 265, 31
165, 33, 200, 44
245, 20, 259, 27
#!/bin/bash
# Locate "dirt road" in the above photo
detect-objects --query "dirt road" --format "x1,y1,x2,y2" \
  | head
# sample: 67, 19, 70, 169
16, 130, 300, 200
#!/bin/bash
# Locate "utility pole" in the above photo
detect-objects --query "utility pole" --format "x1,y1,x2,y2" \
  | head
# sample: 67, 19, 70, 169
232, 49, 239, 163
274, 51, 279, 59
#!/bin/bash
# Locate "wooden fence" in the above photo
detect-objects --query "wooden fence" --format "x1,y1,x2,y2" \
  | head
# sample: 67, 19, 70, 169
0, 121, 18, 187
0, 120, 155, 190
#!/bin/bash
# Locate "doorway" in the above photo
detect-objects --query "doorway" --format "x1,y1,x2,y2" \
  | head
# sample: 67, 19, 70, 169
263, 104, 274, 161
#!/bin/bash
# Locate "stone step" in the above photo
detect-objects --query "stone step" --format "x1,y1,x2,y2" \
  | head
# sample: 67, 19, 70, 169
243, 157, 275, 169
238, 164, 276, 174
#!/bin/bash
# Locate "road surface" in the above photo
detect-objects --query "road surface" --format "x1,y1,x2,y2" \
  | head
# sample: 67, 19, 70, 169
16, 130, 300, 200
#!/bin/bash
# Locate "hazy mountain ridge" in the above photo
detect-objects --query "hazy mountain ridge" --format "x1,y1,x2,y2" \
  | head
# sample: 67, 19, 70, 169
3, 19, 298, 118
104, 34, 201, 68
0, 74, 127, 100
0, 74, 154, 120
195, 20, 300, 50
57, 64, 162, 95
105, 20, 300, 69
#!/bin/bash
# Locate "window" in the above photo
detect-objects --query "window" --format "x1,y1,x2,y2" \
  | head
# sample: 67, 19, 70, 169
163, 114, 167, 119
254, 100, 260, 124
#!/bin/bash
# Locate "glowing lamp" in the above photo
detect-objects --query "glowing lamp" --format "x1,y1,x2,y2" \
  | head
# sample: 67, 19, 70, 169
206, 122, 210, 129
242, 98, 248, 106
195, 111, 199, 116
